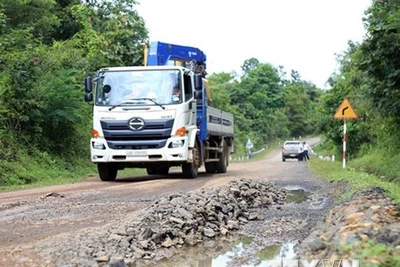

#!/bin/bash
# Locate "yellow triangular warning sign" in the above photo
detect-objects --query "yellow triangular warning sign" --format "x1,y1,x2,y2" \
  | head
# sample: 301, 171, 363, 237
333, 98, 358, 119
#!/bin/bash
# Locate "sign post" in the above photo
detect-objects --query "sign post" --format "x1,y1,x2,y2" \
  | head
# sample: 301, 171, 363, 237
333, 98, 358, 169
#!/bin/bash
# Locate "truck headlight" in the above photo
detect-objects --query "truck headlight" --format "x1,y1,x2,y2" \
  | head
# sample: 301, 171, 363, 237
169, 140, 184, 148
92, 141, 105, 150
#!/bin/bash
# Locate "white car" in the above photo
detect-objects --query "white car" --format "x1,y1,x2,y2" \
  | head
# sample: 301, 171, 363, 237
282, 141, 303, 161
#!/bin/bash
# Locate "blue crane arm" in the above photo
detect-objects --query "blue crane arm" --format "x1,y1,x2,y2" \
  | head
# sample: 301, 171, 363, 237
147, 41, 207, 75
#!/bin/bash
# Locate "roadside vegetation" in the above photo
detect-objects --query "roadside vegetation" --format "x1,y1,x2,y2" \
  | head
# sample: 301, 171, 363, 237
313, 1, 400, 184
308, 152, 400, 203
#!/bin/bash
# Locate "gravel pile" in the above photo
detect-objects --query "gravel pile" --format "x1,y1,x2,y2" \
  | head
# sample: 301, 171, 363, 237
297, 187, 400, 263
28, 179, 286, 266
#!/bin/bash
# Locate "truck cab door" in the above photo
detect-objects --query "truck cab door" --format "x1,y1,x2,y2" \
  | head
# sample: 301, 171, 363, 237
184, 73, 197, 126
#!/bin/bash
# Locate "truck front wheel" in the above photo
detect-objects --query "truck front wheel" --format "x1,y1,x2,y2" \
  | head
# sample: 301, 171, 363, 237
182, 142, 200, 178
98, 163, 117, 181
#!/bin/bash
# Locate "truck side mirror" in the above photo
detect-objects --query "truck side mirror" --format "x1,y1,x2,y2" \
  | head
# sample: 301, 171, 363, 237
194, 90, 202, 100
85, 76, 92, 93
194, 75, 203, 90
85, 93, 93, 102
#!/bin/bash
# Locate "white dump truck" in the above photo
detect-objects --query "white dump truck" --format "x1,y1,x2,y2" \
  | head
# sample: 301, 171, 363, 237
84, 41, 234, 181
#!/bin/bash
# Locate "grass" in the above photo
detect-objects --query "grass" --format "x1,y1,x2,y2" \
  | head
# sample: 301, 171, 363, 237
0, 166, 147, 191
338, 240, 400, 267
249, 141, 281, 161
0, 149, 146, 192
308, 157, 400, 202
231, 139, 282, 162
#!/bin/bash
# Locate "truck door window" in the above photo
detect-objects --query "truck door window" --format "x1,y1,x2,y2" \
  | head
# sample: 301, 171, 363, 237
183, 74, 192, 101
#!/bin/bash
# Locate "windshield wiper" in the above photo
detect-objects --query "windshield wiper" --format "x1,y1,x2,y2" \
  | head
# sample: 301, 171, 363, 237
108, 98, 165, 111
140, 98, 165, 109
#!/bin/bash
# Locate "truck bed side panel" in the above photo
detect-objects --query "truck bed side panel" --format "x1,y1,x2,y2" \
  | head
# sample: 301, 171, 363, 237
207, 106, 234, 137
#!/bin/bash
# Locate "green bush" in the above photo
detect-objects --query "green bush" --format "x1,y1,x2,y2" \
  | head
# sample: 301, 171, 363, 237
350, 149, 400, 184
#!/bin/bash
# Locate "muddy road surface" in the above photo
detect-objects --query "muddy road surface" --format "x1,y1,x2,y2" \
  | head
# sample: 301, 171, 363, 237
0, 137, 341, 266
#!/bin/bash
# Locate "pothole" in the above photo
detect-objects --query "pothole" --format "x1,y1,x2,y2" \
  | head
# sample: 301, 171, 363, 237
285, 187, 313, 204
138, 236, 297, 267
193, 239, 296, 267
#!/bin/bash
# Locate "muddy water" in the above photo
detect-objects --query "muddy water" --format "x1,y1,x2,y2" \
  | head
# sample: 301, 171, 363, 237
139, 235, 296, 267
211, 239, 296, 267
285, 188, 313, 204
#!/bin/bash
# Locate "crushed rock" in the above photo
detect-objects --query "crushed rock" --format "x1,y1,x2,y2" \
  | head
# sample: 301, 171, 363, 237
18, 178, 286, 266
297, 187, 400, 263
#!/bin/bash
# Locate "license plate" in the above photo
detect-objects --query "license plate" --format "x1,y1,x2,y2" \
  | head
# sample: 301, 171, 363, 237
127, 151, 147, 157
290, 154, 295, 157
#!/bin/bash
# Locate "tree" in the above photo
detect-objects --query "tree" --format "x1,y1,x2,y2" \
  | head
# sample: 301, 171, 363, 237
71, 0, 148, 67
241, 57, 259, 76
0, 0, 149, 183
359, 0, 400, 124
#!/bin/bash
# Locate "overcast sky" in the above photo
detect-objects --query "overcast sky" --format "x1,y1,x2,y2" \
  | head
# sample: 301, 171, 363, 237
136, 0, 372, 89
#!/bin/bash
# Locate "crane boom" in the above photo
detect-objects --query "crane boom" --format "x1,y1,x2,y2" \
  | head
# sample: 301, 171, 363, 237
147, 41, 207, 76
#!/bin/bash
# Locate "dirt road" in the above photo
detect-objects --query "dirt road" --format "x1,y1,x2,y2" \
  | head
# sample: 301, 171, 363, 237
0, 137, 338, 266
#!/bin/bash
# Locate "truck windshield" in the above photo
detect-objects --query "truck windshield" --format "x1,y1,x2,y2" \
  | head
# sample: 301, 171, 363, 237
95, 70, 182, 106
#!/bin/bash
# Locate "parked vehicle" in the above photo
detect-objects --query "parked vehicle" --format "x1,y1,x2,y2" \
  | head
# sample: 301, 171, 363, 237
84, 41, 235, 181
282, 140, 303, 161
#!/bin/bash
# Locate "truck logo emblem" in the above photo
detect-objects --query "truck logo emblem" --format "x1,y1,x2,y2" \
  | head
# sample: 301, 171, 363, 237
128, 117, 145, 131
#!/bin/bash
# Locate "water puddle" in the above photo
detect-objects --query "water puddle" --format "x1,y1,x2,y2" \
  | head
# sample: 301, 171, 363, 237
285, 187, 312, 204
139, 236, 296, 267
258, 243, 296, 261
211, 240, 296, 267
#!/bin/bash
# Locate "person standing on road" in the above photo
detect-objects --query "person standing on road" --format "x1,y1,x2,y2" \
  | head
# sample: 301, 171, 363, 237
298, 143, 304, 161
302, 141, 310, 161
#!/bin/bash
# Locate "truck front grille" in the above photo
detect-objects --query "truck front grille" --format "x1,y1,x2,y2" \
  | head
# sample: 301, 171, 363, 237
100, 119, 174, 150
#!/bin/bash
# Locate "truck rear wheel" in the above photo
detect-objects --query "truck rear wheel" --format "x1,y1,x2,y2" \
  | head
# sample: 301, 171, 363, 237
98, 163, 117, 181
182, 142, 200, 178
216, 140, 228, 173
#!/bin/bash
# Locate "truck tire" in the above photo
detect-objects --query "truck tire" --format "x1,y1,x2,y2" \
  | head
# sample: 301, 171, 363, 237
98, 163, 117, 181
282, 157, 286, 162
216, 140, 228, 173
182, 142, 200, 178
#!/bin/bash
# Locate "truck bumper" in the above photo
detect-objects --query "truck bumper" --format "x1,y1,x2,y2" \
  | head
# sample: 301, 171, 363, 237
90, 137, 189, 163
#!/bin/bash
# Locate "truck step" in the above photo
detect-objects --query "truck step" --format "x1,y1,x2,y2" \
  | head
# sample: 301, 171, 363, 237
205, 146, 222, 152
204, 159, 220, 163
